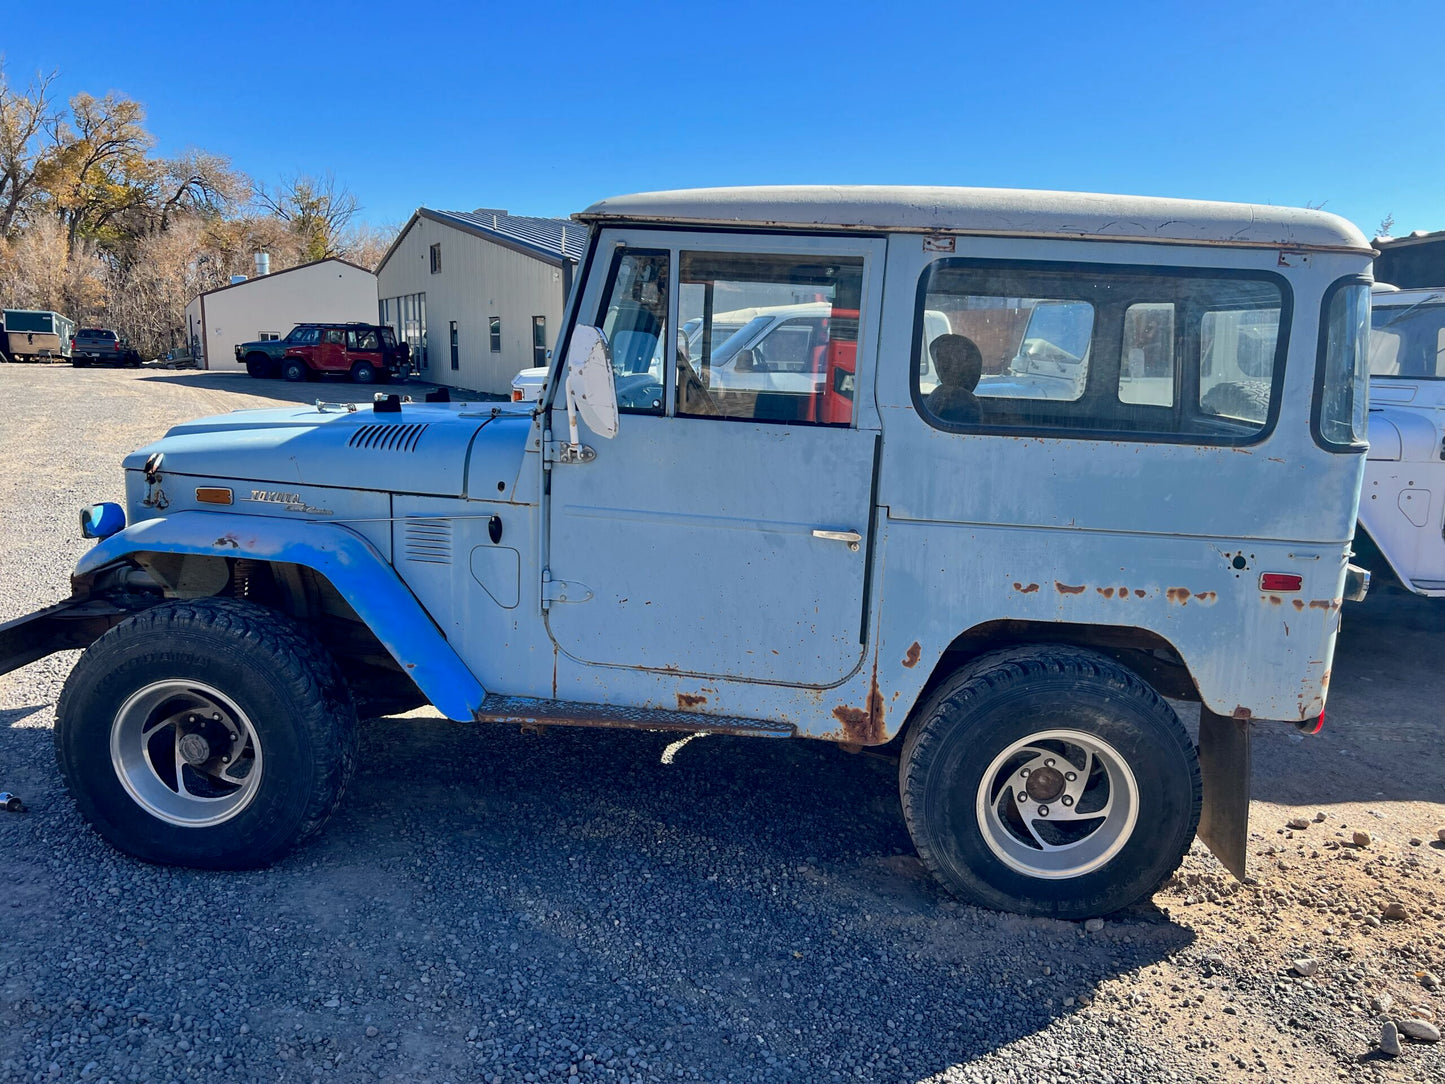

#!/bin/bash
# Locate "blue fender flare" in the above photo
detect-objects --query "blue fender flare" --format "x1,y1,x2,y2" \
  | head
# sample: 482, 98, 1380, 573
76, 511, 488, 721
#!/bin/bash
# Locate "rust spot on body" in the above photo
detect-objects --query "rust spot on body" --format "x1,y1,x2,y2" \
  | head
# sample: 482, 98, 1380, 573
1232, 706, 1253, 720
1308, 599, 1342, 611
1055, 581, 1086, 595
902, 642, 921, 669
1097, 587, 1116, 599
1013, 581, 1040, 594
833, 664, 885, 746
1267, 595, 1282, 606
676, 693, 707, 709
1166, 587, 1191, 604
1291, 598, 1304, 611
1195, 591, 1216, 603
1134, 589, 1146, 598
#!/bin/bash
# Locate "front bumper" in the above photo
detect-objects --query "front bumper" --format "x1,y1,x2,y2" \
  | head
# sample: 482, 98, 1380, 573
0, 599, 135, 678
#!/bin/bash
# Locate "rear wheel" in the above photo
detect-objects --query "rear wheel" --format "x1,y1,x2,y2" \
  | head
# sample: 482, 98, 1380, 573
349, 360, 378, 384
55, 598, 358, 869
281, 358, 309, 383
900, 645, 1200, 918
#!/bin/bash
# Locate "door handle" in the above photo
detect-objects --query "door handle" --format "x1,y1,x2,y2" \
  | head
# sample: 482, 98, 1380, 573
812, 529, 862, 552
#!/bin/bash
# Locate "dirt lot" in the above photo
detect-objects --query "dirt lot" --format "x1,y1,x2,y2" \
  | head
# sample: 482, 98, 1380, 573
0, 365, 1441, 1084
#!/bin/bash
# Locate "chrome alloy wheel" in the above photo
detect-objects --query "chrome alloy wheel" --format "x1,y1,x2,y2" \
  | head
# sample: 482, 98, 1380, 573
975, 729, 1139, 879
109, 680, 263, 827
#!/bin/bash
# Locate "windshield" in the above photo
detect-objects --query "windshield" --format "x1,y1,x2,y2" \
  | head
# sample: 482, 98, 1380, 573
284, 327, 306, 343
1370, 300, 1445, 378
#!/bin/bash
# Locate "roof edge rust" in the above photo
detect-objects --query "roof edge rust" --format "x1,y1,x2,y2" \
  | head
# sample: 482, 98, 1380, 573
576, 185, 1374, 255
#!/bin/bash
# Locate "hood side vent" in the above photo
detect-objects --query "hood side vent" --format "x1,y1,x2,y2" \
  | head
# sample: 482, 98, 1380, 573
349, 422, 429, 452
403, 519, 452, 565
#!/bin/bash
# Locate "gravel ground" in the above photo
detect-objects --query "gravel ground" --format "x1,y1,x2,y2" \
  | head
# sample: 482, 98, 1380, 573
0, 365, 1441, 1084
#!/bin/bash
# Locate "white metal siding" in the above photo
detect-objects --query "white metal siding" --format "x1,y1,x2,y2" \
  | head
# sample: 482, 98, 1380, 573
195, 261, 378, 371
377, 217, 568, 396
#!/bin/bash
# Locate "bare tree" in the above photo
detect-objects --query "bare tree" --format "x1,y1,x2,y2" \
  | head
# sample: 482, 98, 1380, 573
0, 63, 60, 234
336, 220, 400, 270
254, 171, 360, 261
1377, 213, 1395, 239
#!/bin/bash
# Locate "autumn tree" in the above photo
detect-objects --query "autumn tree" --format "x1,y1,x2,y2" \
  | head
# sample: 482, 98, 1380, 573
254, 172, 359, 262
0, 64, 59, 234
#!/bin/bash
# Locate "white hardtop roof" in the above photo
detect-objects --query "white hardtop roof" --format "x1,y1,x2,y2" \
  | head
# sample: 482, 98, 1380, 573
1372, 284, 1445, 305
577, 185, 1372, 254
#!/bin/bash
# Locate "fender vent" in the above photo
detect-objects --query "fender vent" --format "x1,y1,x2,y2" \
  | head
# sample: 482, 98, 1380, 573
403, 519, 452, 564
349, 422, 429, 452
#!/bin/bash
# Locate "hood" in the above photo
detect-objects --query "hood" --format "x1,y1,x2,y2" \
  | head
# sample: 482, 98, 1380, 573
123, 401, 536, 499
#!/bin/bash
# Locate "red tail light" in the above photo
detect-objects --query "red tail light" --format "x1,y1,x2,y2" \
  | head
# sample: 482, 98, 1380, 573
1259, 573, 1302, 592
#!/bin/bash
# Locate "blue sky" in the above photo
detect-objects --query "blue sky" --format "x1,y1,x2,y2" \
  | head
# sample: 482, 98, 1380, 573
7, 0, 1443, 236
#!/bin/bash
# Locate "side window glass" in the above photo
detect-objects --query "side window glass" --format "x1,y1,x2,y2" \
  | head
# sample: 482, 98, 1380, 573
346, 330, 359, 349
325, 328, 344, 345
915, 262, 1285, 441
595, 249, 669, 415
355, 329, 379, 351
677, 251, 863, 425
1198, 306, 1279, 424
1119, 304, 1175, 406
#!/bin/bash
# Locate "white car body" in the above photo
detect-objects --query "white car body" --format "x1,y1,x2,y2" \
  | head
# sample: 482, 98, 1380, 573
1361, 284, 1445, 595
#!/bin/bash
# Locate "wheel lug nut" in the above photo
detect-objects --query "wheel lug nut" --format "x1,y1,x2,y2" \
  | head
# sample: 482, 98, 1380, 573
188, 715, 197, 723
1062, 796, 1074, 806
1044, 758, 1055, 767
222, 755, 230, 764
1065, 772, 1077, 781
1038, 805, 1050, 817
1017, 791, 1029, 804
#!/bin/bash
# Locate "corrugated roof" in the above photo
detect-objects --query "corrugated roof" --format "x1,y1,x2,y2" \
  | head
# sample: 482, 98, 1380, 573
427, 208, 586, 262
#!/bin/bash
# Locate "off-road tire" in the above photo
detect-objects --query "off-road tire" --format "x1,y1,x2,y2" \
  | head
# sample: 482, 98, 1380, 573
244, 353, 271, 379
900, 645, 1200, 919
55, 598, 359, 869
281, 358, 309, 383
72, 358, 88, 368
350, 361, 378, 384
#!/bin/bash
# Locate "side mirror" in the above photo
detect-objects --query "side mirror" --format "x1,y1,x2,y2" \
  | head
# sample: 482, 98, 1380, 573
564, 326, 618, 453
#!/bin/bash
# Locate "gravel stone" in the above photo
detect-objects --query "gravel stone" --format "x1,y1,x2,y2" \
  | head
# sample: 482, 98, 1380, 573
1352, 830, 1372, 847
1379, 1021, 1402, 1057
1399, 1019, 1441, 1043
1287, 818, 1310, 830
1383, 901, 1410, 921
1290, 958, 1319, 977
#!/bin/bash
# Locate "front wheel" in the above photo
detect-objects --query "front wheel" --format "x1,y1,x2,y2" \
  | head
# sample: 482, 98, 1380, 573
55, 598, 358, 869
245, 354, 271, 378
900, 645, 1200, 918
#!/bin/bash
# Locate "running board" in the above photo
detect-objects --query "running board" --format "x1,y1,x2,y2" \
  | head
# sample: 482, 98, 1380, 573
473, 695, 796, 738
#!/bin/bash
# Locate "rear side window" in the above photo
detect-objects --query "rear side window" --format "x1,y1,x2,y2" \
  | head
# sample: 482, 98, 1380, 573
1315, 280, 1371, 449
913, 261, 1288, 443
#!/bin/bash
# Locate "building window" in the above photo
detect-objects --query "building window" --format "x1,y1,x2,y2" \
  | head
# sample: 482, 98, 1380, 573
259, 332, 278, 341
450, 320, 459, 371
430, 243, 442, 275
489, 316, 501, 353
532, 316, 547, 366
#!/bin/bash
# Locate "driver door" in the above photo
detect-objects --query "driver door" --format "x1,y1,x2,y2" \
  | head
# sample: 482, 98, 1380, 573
544, 229, 885, 688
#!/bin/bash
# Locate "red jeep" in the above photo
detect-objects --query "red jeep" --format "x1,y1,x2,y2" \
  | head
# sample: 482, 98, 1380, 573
278, 323, 412, 384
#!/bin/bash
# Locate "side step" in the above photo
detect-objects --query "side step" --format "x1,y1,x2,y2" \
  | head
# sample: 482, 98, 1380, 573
474, 694, 796, 738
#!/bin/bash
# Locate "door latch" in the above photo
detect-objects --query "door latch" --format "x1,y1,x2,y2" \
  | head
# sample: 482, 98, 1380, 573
812, 529, 862, 552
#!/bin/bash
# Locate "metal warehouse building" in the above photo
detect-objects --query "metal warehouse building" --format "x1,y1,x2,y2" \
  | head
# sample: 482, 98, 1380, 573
376, 208, 582, 396
185, 257, 378, 371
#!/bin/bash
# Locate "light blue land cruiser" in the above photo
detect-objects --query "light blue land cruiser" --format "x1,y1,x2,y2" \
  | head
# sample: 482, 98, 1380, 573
0, 186, 1374, 918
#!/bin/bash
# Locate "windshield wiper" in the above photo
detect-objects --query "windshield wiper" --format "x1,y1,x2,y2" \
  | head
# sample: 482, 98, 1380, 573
1376, 293, 1445, 331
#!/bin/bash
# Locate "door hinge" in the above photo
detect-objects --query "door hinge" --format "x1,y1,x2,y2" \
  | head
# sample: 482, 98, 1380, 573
544, 440, 596, 464
541, 572, 593, 605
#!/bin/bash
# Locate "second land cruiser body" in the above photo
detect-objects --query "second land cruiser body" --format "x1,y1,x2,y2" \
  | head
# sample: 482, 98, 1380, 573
1, 186, 1374, 919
